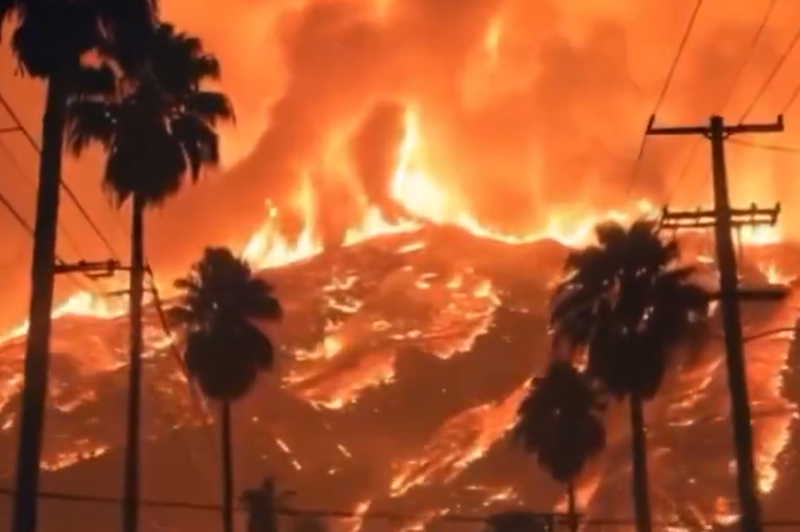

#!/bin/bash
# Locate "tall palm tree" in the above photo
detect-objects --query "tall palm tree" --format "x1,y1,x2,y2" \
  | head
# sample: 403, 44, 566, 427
175, 247, 282, 532
63, 22, 233, 532
549, 219, 710, 532
1, 1, 156, 530
513, 360, 606, 532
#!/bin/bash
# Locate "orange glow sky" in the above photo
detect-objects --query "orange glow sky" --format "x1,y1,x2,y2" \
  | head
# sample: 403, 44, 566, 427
1, 0, 800, 324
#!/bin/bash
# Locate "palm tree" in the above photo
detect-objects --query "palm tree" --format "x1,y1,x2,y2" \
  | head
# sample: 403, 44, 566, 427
292, 516, 329, 532
63, 22, 233, 532
513, 360, 606, 532
2, 1, 156, 530
484, 510, 554, 532
175, 247, 282, 532
549, 219, 710, 532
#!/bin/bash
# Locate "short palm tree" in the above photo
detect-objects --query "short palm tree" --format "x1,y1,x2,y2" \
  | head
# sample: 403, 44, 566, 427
2, 1, 156, 530
175, 247, 282, 532
484, 510, 554, 532
549, 219, 710, 532
513, 360, 606, 532
63, 22, 233, 532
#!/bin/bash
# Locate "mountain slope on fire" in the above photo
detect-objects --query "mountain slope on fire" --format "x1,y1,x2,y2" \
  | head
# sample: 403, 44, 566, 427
0, 227, 797, 532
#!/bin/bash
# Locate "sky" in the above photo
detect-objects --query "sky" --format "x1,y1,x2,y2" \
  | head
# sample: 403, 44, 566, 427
1, 0, 800, 325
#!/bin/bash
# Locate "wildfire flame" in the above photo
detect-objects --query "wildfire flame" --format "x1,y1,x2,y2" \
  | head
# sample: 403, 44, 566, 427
0, 102, 793, 532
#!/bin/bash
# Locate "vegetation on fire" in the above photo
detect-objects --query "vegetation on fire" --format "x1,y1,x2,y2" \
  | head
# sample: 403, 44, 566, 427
0, 0, 774, 530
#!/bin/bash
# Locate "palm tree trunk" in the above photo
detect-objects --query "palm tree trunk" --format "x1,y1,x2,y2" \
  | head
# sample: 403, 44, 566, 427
221, 401, 235, 532
566, 481, 578, 532
12, 73, 68, 532
122, 194, 146, 532
629, 397, 652, 532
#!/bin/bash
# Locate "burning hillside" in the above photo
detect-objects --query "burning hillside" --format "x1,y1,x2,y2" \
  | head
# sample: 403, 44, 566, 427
0, 1, 798, 531
0, 224, 797, 532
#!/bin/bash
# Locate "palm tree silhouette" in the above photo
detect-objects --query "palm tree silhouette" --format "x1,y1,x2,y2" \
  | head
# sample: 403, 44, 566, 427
484, 510, 554, 532
175, 247, 282, 532
2, 1, 156, 530
63, 22, 233, 532
513, 360, 606, 532
549, 219, 710, 532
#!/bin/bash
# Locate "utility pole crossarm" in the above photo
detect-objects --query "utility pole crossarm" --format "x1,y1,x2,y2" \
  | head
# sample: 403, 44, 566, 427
647, 122, 708, 136
724, 115, 784, 135
661, 204, 781, 231
54, 259, 127, 279
647, 115, 784, 137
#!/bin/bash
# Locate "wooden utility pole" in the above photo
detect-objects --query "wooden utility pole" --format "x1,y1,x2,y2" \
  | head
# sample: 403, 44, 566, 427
647, 114, 784, 532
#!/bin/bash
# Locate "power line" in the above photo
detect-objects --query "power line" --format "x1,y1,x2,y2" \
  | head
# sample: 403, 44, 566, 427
0, 88, 122, 261
739, 24, 800, 122
624, 0, 706, 197
3, 486, 800, 528
726, 137, 800, 154
0, 180, 94, 293
662, 0, 781, 204
144, 264, 221, 490
145, 265, 213, 431
780, 82, 800, 114
0, 133, 87, 261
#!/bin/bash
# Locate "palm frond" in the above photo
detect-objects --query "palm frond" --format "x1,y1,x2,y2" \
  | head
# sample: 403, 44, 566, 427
144, 23, 222, 96
184, 90, 235, 125
243, 279, 283, 321
69, 64, 117, 99
593, 220, 628, 251
184, 316, 275, 401
95, 0, 158, 72
12, 2, 104, 79
64, 99, 120, 155
170, 113, 220, 180
553, 218, 710, 400
103, 115, 187, 206
0, 0, 21, 39
513, 361, 606, 483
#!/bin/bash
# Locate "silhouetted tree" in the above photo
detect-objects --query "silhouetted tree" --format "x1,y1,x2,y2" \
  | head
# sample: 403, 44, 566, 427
549, 219, 710, 532
175, 248, 282, 532
292, 514, 329, 532
64, 22, 233, 532
2, 0, 157, 529
484, 510, 554, 532
513, 360, 606, 532
240, 478, 297, 532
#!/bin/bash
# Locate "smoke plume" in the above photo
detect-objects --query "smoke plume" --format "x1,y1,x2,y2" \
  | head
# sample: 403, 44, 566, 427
1, 0, 800, 323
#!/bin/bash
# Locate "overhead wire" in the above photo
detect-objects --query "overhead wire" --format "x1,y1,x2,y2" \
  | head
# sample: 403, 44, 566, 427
0, 134, 88, 264
776, 23, 800, 119
144, 264, 221, 497
779, 80, 800, 114
662, 0, 781, 204
677, 14, 800, 202
0, 88, 123, 262
0, 179, 94, 294
726, 137, 800, 154
2, 486, 800, 528
739, 23, 800, 122
623, 0, 707, 197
